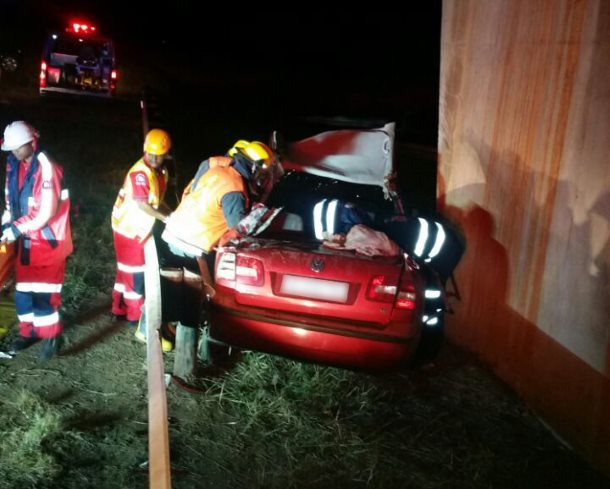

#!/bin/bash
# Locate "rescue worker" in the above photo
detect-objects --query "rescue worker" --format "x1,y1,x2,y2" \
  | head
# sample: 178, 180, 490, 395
382, 215, 465, 284
311, 198, 464, 283
111, 128, 172, 325
147, 141, 276, 355
312, 198, 375, 240
162, 140, 276, 260
313, 198, 464, 330
1, 121, 72, 361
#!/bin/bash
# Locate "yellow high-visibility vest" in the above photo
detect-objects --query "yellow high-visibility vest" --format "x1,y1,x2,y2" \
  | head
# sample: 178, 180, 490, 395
111, 158, 167, 240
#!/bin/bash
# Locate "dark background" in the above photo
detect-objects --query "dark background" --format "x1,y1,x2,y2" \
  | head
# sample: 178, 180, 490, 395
1, 0, 442, 145
1, 0, 442, 211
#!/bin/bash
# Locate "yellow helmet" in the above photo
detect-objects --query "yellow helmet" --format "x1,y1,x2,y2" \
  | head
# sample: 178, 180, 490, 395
143, 129, 171, 155
238, 141, 274, 169
227, 139, 250, 157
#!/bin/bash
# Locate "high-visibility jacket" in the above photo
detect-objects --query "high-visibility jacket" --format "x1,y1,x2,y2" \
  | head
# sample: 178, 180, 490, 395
181, 156, 232, 200
111, 158, 168, 241
3, 151, 72, 266
312, 198, 374, 240
163, 163, 248, 256
383, 216, 465, 283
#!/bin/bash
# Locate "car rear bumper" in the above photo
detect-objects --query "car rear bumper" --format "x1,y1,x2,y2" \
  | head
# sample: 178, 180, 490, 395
40, 86, 113, 98
209, 306, 418, 370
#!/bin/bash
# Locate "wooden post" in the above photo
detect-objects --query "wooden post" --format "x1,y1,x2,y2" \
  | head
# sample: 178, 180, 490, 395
173, 323, 197, 380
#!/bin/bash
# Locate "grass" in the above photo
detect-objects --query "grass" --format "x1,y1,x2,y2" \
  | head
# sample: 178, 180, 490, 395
207, 356, 396, 488
1, 348, 600, 489
0, 390, 63, 488
61, 211, 116, 322
166, 353, 495, 488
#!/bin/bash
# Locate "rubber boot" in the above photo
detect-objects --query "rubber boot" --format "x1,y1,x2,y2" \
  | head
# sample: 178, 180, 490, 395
134, 309, 174, 352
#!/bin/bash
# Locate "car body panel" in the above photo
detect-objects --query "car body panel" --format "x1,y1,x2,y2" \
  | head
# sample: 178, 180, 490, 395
225, 238, 407, 324
209, 305, 420, 370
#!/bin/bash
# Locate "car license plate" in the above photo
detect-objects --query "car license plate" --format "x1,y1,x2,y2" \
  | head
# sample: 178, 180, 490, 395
280, 275, 349, 303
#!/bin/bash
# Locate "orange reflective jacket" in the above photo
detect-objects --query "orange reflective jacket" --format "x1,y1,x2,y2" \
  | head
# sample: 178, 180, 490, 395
164, 164, 248, 255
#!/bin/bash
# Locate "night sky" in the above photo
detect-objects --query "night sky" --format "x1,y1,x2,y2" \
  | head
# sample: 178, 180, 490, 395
1, 0, 442, 144
2, 1, 441, 77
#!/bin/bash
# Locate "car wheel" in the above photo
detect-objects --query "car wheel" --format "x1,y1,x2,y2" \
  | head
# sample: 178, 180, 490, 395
1, 55, 18, 72
411, 313, 445, 367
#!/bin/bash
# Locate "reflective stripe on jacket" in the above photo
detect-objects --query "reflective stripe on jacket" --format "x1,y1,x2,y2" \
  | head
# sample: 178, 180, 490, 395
164, 164, 248, 255
111, 158, 168, 240
5, 151, 72, 266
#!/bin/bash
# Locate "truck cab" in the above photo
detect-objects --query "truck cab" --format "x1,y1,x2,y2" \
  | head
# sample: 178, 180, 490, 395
39, 22, 118, 98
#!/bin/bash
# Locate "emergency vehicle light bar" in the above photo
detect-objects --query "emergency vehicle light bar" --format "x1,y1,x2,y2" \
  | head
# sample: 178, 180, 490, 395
66, 22, 97, 34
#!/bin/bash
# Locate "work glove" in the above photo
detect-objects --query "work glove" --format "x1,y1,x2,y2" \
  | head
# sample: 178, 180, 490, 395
0, 227, 17, 244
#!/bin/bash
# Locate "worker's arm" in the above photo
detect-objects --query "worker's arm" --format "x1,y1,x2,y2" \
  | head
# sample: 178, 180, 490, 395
130, 169, 169, 222
157, 200, 173, 214
134, 200, 169, 223
217, 191, 247, 246
221, 191, 247, 228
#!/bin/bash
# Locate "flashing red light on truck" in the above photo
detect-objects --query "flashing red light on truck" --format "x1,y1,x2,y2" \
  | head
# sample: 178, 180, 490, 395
67, 22, 97, 34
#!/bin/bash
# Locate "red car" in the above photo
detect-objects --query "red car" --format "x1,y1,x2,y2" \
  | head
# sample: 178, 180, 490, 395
206, 122, 448, 370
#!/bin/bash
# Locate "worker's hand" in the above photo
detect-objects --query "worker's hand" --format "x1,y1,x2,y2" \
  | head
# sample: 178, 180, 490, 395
203, 282, 216, 300
0, 227, 17, 244
219, 228, 241, 247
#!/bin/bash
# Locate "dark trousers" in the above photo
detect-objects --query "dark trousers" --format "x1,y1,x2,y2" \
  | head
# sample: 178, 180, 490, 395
160, 251, 216, 328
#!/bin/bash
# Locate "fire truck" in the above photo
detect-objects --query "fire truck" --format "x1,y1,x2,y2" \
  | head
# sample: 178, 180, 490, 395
39, 22, 118, 98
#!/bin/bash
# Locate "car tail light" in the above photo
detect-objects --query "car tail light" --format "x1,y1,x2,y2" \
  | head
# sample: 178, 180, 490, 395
39, 61, 47, 88
110, 70, 118, 91
367, 274, 416, 310
235, 256, 264, 286
395, 282, 417, 310
395, 274, 417, 310
216, 251, 236, 281
366, 275, 397, 303
47, 67, 60, 84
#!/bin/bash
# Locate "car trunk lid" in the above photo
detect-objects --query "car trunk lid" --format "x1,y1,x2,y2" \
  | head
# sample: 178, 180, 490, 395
216, 238, 406, 326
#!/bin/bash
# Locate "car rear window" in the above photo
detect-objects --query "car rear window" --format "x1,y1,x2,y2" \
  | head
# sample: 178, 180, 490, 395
48, 36, 112, 57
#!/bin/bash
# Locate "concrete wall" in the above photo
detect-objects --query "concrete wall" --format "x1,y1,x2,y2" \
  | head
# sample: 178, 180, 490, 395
439, 0, 610, 475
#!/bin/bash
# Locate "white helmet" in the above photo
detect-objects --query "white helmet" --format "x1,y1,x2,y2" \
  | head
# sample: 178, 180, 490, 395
1, 121, 39, 151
